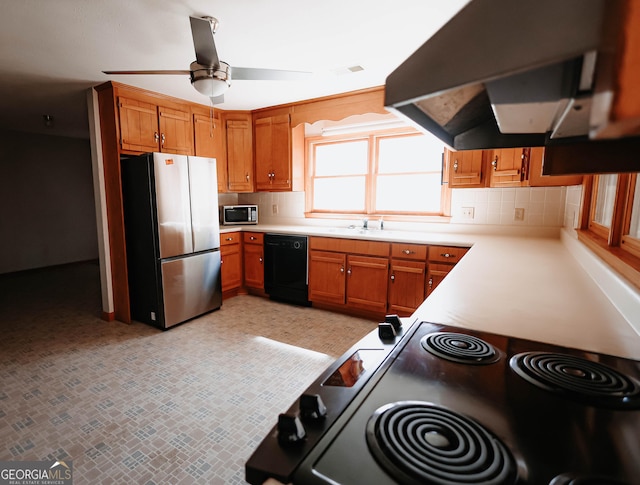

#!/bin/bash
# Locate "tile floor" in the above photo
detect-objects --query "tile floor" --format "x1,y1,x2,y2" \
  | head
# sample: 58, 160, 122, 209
0, 261, 377, 484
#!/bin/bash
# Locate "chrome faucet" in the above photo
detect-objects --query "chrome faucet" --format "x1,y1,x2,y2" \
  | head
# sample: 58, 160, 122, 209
362, 218, 368, 230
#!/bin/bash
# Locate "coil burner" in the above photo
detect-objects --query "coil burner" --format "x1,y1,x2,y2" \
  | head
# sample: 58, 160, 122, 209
421, 332, 500, 365
366, 401, 517, 485
510, 352, 640, 409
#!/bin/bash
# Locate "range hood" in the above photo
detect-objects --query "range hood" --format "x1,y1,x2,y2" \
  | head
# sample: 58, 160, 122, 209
385, 0, 621, 151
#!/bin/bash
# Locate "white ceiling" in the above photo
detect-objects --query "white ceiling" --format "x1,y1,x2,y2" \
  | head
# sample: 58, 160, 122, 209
0, 0, 469, 139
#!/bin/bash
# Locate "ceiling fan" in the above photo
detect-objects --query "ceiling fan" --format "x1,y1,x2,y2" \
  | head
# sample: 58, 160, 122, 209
103, 16, 312, 103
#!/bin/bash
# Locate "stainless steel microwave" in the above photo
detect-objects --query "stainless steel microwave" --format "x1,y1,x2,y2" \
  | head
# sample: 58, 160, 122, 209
221, 205, 258, 225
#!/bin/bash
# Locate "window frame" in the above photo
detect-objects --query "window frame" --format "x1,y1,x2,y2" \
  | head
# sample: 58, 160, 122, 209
304, 127, 450, 220
621, 173, 640, 259
579, 173, 640, 289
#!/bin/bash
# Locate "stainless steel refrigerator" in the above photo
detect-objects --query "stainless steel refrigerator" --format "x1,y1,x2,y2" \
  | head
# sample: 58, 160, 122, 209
121, 152, 222, 329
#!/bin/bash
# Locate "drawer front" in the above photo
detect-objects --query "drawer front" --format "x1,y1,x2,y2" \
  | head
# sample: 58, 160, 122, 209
243, 232, 264, 244
220, 232, 241, 246
391, 243, 427, 260
428, 245, 469, 263
309, 236, 390, 257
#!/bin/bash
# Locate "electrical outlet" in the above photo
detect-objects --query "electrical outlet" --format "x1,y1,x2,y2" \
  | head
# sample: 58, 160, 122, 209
514, 208, 525, 221
461, 207, 475, 219
272, 204, 278, 215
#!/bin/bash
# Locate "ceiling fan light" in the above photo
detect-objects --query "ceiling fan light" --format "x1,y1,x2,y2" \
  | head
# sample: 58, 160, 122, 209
192, 77, 229, 97
190, 61, 231, 98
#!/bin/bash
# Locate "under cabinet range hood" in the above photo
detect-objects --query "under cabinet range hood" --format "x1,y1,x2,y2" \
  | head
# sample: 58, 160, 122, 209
385, 0, 629, 151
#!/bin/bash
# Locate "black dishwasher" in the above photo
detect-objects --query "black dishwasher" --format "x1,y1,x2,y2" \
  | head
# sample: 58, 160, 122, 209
264, 234, 310, 306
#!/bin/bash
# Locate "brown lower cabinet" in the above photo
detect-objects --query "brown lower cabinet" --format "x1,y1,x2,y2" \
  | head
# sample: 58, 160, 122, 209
308, 237, 390, 317
426, 245, 469, 296
243, 232, 264, 289
220, 232, 242, 294
388, 243, 428, 317
345, 255, 389, 314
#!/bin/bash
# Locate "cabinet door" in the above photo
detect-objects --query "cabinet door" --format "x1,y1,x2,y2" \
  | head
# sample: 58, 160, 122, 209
346, 255, 389, 313
388, 259, 426, 316
426, 263, 453, 296
255, 115, 292, 191
118, 97, 159, 153
158, 106, 192, 155
527, 147, 583, 187
308, 250, 346, 305
220, 232, 242, 292
243, 243, 264, 289
221, 243, 242, 292
194, 112, 227, 192
254, 117, 273, 190
447, 148, 485, 188
489, 148, 527, 187
226, 119, 254, 192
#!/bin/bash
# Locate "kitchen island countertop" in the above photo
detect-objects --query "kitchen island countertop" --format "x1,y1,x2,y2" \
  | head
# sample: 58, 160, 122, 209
220, 224, 640, 359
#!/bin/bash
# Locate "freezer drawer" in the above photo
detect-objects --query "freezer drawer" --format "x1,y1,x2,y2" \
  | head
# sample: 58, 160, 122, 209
161, 250, 222, 328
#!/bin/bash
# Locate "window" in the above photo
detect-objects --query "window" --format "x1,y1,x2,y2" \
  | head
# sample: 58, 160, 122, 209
307, 130, 445, 217
622, 174, 640, 259
589, 174, 618, 239
580, 172, 640, 289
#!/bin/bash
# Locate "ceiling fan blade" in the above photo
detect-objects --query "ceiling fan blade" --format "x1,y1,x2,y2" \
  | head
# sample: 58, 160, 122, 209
190, 16, 219, 67
231, 67, 313, 81
103, 70, 191, 75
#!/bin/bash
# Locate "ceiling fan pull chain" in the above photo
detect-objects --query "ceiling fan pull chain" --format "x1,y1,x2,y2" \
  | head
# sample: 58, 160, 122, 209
209, 100, 214, 138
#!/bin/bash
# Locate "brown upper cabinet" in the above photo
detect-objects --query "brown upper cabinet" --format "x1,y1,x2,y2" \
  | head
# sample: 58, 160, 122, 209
488, 148, 529, 187
446, 148, 487, 188
192, 108, 227, 193
118, 96, 193, 155
254, 111, 305, 192
224, 112, 254, 192
527, 147, 582, 187
445, 146, 582, 188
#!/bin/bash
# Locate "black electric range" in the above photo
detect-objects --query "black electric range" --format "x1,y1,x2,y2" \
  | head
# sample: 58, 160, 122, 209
246, 320, 640, 485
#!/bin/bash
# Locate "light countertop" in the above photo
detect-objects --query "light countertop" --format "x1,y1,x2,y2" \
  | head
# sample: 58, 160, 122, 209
220, 224, 640, 359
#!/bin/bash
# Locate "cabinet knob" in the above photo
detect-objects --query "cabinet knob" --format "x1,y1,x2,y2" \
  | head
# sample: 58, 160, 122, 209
226, 237, 233, 241
403, 249, 414, 255
340, 266, 344, 273
347, 268, 352, 275
154, 132, 160, 142
441, 253, 453, 258
259, 257, 263, 264
491, 156, 498, 171
390, 274, 395, 282
161, 133, 166, 146
453, 159, 458, 172
250, 236, 256, 240
246, 173, 250, 182
428, 277, 433, 289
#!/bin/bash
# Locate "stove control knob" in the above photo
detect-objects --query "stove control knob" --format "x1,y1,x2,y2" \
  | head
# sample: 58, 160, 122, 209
378, 322, 397, 341
300, 393, 327, 420
277, 413, 306, 446
385, 314, 403, 332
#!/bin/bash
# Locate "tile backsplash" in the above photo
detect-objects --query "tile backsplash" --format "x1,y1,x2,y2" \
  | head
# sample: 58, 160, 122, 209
220, 185, 581, 230
449, 186, 568, 227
